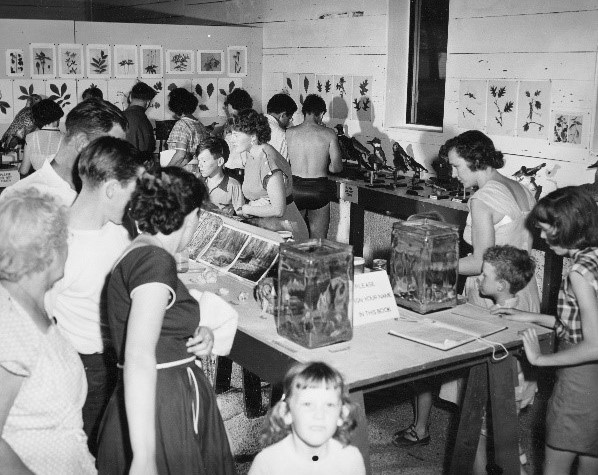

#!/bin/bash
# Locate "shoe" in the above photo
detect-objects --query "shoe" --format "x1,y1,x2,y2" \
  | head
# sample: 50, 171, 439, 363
391, 425, 430, 447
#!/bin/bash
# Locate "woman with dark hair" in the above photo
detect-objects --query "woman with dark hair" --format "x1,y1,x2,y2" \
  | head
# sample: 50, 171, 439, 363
97, 167, 235, 475
394, 130, 540, 449
166, 88, 208, 170
497, 187, 598, 474
20, 99, 64, 175
230, 109, 308, 240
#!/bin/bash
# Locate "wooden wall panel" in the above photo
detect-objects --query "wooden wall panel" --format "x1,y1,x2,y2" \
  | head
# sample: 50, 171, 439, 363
451, 0, 598, 19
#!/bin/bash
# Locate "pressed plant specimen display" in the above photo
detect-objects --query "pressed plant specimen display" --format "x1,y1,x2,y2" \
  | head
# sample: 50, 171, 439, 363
166, 50, 194, 74
87, 45, 111, 78
0, 90, 11, 116
227, 46, 247, 77
489, 84, 514, 127
47, 82, 72, 109
30, 44, 56, 78
6, 50, 24, 76
198, 51, 223, 74
141, 46, 162, 77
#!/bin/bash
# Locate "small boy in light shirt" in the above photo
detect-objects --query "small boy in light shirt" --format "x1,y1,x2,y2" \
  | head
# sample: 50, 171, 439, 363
197, 136, 244, 216
476, 244, 537, 474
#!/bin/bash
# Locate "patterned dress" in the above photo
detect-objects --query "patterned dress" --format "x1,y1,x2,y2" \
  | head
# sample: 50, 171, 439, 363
0, 284, 96, 475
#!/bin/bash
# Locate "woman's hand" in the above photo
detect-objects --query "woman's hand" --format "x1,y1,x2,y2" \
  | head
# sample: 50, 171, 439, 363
186, 326, 214, 357
521, 328, 543, 365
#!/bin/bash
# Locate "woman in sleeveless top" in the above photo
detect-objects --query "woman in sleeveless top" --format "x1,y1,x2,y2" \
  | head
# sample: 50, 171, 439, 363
393, 131, 540, 456
229, 109, 308, 241
97, 168, 234, 475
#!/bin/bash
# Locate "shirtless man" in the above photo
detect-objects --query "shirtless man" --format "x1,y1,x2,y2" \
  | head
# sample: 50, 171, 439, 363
286, 94, 342, 238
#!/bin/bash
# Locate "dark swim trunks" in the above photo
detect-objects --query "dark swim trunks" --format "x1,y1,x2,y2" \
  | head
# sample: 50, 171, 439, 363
292, 175, 336, 210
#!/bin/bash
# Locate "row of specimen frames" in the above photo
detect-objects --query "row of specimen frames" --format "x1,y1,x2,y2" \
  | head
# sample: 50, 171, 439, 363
5, 45, 247, 79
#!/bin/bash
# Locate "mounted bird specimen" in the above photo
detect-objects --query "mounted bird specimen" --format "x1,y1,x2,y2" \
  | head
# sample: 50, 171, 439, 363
334, 124, 371, 170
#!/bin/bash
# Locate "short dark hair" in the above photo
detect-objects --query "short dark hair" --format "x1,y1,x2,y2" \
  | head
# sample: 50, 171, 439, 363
130, 82, 157, 102
31, 99, 64, 128
302, 94, 327, 116
526, 186, 598, 250
267, 93, 297, 116
224, 88, 253, 112
230, 109, 271, 145
130, 167, 205, 235
64, 99, 128, 142
168, 88, 198, 116
439, 130, 504, 171
81, 86, 104, 101
483, 245, 535, 294
197, 136, 230, 162
78, 136, 143, 188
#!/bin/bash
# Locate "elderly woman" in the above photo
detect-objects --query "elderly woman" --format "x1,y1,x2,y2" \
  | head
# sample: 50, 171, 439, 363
230, 109, 309, 241
97, 167, 235, 475
394, 130, 541, 451
19, 99, 64, 175
0, 189, 96, 474
166, 88, 209, 170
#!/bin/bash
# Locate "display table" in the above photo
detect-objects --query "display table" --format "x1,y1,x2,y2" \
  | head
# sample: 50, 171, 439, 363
181, 268, 554, 475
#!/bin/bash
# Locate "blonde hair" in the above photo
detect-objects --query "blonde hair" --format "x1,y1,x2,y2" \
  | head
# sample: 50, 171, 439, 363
260, 361, 357, 448
0, 188, 68, 281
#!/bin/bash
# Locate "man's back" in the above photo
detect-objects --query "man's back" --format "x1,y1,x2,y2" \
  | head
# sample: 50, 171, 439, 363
287, 122, 339, 178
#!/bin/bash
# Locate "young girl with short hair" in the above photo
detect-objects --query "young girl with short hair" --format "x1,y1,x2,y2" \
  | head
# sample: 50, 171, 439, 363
497, 186, 598, 475
249, 361, 365, 475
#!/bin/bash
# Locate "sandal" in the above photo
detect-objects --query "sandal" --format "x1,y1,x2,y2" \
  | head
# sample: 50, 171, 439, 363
391, 425, 430, 447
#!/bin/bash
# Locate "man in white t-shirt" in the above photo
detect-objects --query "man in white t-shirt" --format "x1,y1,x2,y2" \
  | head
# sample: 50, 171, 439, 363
2, 98, 128, 206
266, 93, 297, 160
45, 136, 144, 455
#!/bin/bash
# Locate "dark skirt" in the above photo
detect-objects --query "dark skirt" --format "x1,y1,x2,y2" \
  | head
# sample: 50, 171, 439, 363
546, 341, 598, 457
97, 362, 236, 475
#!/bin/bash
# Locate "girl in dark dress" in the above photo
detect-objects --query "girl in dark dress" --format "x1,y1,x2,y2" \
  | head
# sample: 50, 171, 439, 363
97, 167, 236, 475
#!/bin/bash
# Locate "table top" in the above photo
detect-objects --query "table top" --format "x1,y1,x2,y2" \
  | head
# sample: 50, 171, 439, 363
181, 265, 553, 390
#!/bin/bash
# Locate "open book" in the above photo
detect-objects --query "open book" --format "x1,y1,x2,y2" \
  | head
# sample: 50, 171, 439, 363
388, 304, 507, 350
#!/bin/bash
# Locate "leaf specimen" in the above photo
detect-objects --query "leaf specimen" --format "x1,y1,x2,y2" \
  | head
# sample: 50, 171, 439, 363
91, 50, 108, 74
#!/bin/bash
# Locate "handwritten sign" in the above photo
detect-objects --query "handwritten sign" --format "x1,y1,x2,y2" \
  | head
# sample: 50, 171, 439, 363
0, 168, 19, 188
353, 270, 400, 326
339, 182, 358, 204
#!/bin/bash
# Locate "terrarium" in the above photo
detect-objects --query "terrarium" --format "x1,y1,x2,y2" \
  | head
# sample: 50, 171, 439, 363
277, 239, 353, 349
390, 218, 459, 313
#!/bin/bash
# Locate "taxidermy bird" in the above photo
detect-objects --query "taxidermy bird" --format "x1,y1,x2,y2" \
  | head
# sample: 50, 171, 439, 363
204, 121, 219, 133
512, 163, 546, 179
350, 136, 375, 171
334, 124, 363, 166
366, 137, 390, 169
392, 141, 411, 173
406, 154, 428, 173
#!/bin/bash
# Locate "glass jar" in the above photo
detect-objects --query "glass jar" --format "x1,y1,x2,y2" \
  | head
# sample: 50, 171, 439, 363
277, 239, 353, 349
390, 218, 459, 313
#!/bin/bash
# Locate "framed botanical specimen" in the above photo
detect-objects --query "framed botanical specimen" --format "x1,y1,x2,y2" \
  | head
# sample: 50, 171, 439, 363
58, 44, 84, 79
140, 45, 163, 78
198, 50, 224, 74
227, 46, 247, 77
86, 44, 111, 79
30, 43, 56, 79
165, 49, 194, 75
114, 45, 138, 79
6, 49, 24, 77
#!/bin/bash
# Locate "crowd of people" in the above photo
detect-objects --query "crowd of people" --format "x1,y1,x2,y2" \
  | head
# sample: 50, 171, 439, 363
0, 85, 597, 475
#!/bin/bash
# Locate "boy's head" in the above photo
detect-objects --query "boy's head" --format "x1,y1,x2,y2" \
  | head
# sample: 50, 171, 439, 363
267, 93, 298, 129
129, 82, 157, 104
479, 245, 535, 299
224, 88, 253, 117
196, 136, 230, 178
302, 94, 327, 117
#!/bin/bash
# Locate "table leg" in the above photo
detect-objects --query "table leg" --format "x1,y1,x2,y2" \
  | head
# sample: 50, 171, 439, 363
349, 390, 371, 475
242, 367, 266, 419
448, 363, 486, 475
349, 202, 365, 257
488, 355, 519, 475
214, 356, 233, 394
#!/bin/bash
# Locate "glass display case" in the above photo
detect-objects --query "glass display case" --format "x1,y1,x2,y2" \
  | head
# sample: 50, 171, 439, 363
277, 239, 353, 349
390, 218, 459, 313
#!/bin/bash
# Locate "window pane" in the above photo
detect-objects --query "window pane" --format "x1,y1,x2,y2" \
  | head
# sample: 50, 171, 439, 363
407, 0, 450, 127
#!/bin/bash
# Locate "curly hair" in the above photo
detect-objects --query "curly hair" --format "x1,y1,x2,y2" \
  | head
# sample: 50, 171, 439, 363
0, 188, 68, 282
260, 362, 358, 449
31, 99, 64, 129
129, 167, 205, 235
526, 186, 598, 250
439, 130, 504, 171
267, 93, 297, 116
483, 245, 535, 294
168, 88, 199, 117
81, 86, 104, 101
230, 109, 271, 145
224, 88, 253, 112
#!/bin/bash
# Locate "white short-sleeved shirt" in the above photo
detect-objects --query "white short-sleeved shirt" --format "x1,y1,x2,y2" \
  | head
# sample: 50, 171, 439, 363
45, 222, 131, 354
0, 284, 96, 474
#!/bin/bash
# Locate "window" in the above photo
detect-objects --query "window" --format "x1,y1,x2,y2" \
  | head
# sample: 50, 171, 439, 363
385, 0, 450, 130
406, 0, 449, 127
